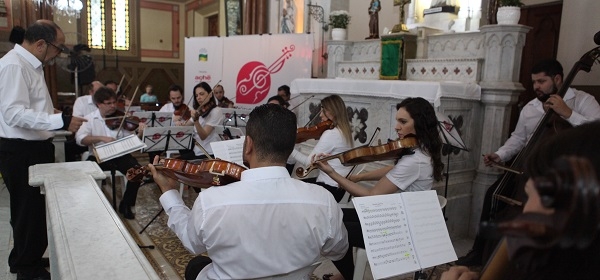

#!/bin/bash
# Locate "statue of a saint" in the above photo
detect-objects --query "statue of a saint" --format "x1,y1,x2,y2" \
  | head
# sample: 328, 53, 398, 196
281, 0, 295, 33
366, 0, 381, 39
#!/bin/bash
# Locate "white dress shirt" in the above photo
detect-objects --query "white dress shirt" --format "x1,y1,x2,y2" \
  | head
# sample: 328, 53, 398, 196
386, 147, 434, 192
75, 109, 134, 152
495, 88, 600, 162
159, 166, 348, 279
291, 127, 353, 187
0, 45, 63, 140
159, 103, 175, 113
192, 107, 224, 155
72, 95, 97, 118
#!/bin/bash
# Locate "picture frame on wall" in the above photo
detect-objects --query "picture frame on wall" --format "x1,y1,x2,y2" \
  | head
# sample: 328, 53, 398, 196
225, 0, 242, 36
0, 0, 12, 31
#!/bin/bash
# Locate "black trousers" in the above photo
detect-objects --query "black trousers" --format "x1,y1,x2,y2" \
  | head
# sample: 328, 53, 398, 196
333, 208, 364, 280
88, 154, 141, 207
301, 177, 347, 202
185, 255, 212, 280
0, 138, 54, 272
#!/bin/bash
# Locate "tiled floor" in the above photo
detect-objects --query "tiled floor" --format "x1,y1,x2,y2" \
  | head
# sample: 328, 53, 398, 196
0, 178, 474, 280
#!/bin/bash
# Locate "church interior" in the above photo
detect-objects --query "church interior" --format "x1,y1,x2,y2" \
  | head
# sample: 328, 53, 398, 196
1, 0, 600, 279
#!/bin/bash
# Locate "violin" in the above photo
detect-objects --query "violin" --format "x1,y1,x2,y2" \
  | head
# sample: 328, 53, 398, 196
218, 96, 235, 108
296, 120, 334, 143
126, 158, 247, 188
296, 135, 418, 178
173, 103, 192, 122
105, 110, 140, 131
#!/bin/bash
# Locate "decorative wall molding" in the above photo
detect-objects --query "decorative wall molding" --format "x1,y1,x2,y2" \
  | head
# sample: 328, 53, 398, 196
406, 58, 482, 82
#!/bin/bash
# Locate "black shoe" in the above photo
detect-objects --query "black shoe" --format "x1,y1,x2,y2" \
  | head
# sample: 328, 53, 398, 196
323, 274, 333, 280
16, 267, 51, 280
455, 249, 482, 266
119, 202, 135, 220
10, 258, 50, 274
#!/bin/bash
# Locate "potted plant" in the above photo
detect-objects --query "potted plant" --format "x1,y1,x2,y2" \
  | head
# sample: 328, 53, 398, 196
497, 0, 524, 25
329, 10, 351, 40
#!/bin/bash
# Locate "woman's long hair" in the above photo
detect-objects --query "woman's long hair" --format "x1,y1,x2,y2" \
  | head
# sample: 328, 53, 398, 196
397, 97, 444, 181
192, 82, 213, 110
321, 95, 353, 147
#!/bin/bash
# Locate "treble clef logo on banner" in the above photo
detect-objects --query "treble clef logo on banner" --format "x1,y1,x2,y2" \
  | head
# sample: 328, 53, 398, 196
236, 44, 295, 104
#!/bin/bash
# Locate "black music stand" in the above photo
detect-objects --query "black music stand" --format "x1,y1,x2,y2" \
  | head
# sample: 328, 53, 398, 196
139, 127, 194, 234
436, 112, 469, 218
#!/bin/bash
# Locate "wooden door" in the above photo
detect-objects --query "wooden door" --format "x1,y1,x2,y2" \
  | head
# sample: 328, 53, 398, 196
208, 14, 219, 37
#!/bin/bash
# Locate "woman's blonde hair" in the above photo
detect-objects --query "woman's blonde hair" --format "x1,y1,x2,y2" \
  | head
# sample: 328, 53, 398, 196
321, 95, 353, 147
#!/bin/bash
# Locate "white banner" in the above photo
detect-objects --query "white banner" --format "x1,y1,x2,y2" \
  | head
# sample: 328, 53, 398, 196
185, 34, 313, 108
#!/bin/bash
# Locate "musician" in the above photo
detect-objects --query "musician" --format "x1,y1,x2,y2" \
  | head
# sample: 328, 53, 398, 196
0, 20, 86, 280
315, 97, 444, 279
75, 86, 146, 219
290, 95, 354, 202
73, 80, 104, 118
147, 104, 348, 279
184, 82, 225, 160
267, 95, 290, 107
213, 84, 234, 108
159, 84, 192, 126
442, 121, 600, 280
104, 80, 118, 93
457, 59, 600, 266
278, 84, 298, 115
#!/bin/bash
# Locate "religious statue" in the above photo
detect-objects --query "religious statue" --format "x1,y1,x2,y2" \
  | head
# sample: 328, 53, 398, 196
366, 0, 381, 39
281, 0, 296, 33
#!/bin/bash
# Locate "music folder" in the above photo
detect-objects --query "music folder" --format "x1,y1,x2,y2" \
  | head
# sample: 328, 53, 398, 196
92, 134, 147, 163
210, 137, 245, 166
141, 126, 194, 153
353, 190, 457, 279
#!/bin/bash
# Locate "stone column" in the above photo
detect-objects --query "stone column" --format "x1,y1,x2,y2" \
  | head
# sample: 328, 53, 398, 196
326, 40, 353, 78
469, 24, 531, 236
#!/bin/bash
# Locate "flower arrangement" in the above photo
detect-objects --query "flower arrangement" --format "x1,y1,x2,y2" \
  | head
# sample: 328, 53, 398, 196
329, 10, 351, 29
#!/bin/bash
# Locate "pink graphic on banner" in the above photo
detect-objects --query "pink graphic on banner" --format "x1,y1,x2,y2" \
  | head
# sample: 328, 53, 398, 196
236, 45, 295, 104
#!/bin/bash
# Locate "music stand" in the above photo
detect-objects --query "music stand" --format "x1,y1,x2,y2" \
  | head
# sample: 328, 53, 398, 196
220, 108, 251, 127
139, 126, 194, 234
133, 112, 172, 127
214, 126, 245, 141
436, 111, 469, 217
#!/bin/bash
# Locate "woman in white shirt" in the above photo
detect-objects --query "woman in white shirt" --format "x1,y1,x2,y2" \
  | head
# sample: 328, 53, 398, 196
316, 97, 444, 279
183, 82, 224, 160
291, 95, 354, 202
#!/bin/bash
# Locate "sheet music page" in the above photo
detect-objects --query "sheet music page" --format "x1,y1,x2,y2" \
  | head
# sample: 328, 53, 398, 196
401, 190, 457, 269
210, 137, 245, 166
94, 134, 147, 163
353, 193, 420, 279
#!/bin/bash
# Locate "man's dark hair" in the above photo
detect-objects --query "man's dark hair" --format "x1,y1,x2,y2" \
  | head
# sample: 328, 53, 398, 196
169, 84, 184, 96
532, 59, 564, 79
277, 85, 291, 98
104, 80, 117, 86
93, 86, 117, 104
246, 104, 296, 163
267, 95, 289, 107
9, 26, 25, 44
24, 20, 60, 44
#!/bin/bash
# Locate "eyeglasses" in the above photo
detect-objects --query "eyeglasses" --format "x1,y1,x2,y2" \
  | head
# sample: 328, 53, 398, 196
102, 101, 117, 106
45, 41, 68, 54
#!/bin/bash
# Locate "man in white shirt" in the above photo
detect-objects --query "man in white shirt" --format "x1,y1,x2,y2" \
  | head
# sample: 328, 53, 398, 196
457, 58, 600, 266
159, 84, 192, 126
75, 86, 145, 220
0, 20, 86, 280
72, 80, 103, 118
148, 104, 348, 279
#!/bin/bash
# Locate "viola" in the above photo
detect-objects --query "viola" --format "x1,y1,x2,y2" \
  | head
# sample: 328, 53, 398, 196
296, 135, 418, 178
173, 103, 192, 121
127, 158, 247, 188
105, 110, 140, 131
296, 120, 334, 143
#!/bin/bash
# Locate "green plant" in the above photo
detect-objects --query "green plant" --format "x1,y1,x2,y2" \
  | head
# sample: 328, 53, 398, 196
329, 10, 351, 29
498, 0, 524, 7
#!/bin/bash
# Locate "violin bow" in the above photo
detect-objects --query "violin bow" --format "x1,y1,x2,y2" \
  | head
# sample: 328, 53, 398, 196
290, 95, 315, 112
115, 85, 140, 137
343, 127, 381, 178
194, 142, 214, 160
116, 74, 126, 95
483, 155, 524, 175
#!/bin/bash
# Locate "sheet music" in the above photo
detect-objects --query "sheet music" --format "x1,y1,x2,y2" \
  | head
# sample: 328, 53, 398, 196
354, 194, 420, 279
210, 137, 245, 166
93, 134, 147, 163
402, 191, 457, 268
353, 190, 457, 280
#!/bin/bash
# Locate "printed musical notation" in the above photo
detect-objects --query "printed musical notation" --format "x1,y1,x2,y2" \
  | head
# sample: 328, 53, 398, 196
210, 137, 245, 166
353, 190, 457, 280
93, 134, 147, 163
